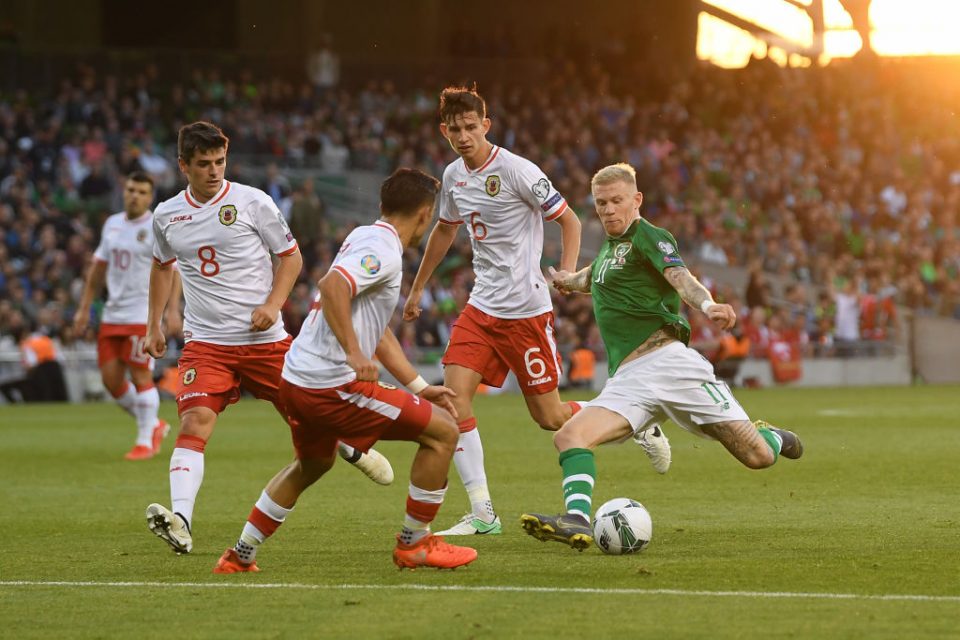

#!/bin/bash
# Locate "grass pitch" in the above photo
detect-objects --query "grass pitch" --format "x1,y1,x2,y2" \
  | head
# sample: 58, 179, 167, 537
2, 385, 959, 639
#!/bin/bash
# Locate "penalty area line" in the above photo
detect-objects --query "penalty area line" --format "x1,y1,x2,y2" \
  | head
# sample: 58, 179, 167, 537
1, 581, 958, 603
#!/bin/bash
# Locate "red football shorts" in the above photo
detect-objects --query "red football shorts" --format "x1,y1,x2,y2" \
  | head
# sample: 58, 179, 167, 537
98, 323, 153, 370
278, 378, 432, 460
175, 337, 292, 415
442, 304, 562, 395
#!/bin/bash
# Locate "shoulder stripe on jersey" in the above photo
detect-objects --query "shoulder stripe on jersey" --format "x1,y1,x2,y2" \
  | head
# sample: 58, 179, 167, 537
332, 265, 358, 297
439, 218, 464, 226
469, 146, 500, 174
276, 243, 299, 257
373, 221, 400, 241
545, 201, 569, 222
153, 257, 176, 267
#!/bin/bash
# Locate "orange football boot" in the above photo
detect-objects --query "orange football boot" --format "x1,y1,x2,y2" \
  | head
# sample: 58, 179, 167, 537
392, 534, 478, 569
124, 445, 155, 461
213, 548, 260, 574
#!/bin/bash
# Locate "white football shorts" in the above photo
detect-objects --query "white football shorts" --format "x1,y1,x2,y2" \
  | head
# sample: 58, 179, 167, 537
585, 341, 750, 441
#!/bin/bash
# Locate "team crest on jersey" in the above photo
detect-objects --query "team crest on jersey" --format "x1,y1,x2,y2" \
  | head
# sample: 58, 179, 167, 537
360, 254, 381, 274
532, 178, 551, 201
183, 368, 197, 385
657, 241, 676, 255
136, 229, 148, 243
218, 205, 238, 226
485, 175, 501, 197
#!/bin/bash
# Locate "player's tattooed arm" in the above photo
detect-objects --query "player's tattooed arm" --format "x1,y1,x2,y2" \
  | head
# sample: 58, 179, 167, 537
664, 266, 736, 330
549, 265, 592, 295
663, 266, 711, 309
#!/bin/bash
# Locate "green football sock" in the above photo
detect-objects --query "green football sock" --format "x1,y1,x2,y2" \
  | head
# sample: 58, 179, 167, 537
559, 448, 596, 521
756, 424, 782, 462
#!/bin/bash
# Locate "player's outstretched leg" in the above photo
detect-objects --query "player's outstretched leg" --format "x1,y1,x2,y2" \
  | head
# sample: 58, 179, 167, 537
520, 446, 596, 551
393, 407, 477, 569
338, 442, 394, 485
755, 420, 804, 459
215, 456, 334, 574
633, 424, 671, 473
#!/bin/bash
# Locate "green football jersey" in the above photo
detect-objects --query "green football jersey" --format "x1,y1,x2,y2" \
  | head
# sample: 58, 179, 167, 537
590, 218, 691, 375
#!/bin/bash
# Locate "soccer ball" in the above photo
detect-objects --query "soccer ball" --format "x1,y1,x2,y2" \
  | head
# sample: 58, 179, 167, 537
592, 498, 652, 555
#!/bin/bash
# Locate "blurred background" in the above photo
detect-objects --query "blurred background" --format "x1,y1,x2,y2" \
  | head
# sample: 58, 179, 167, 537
1, 0, 958, 402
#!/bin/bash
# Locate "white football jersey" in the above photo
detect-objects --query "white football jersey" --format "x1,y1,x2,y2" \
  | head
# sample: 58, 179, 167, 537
439, 146, 568, 319
152, 180, 297, 345
282, 221, 403, 389
93, 212, 156, 325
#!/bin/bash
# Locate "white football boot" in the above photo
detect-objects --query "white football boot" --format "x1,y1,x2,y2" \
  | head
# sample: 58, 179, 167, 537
146, 503, 193, 554
347, 448, 394, 485
435, 513, 502, 536
634, 425, 671, 474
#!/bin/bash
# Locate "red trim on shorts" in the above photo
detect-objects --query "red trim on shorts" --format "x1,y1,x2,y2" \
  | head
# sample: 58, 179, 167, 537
276, 243, 299, 257
154, 256, 176, 266
405, 497, 441, 524
457, 417, 477, 434
174, 434, 207, 452
439, 218, 464, 225
332, 266, 357, 296
545, 201, 569, 221
247, 506, 282, 537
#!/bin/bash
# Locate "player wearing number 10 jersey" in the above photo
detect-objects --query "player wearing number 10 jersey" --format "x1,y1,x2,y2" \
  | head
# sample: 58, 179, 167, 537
143, 122, 391, 556
73, 172, 179, 461
404, 86, 586, 535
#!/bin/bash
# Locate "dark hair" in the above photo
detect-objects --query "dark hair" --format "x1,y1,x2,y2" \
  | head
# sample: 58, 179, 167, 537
380, 168, 440, 216
438, 85, 487, 123
126, 170, 155, 189
178, 121, 229, 163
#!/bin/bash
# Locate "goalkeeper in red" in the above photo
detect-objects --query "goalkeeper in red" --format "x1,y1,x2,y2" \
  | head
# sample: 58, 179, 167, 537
521, 163, 803, 549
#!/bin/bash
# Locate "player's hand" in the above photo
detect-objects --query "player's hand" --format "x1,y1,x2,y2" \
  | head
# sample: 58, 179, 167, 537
402, 289, 423, 322
347, 352, 379, 381
145, 326, 167, 358
419, 384, 458, 420
72, 307, 89, 335
704, 303, 737, 331
250, 303, 281, 332
548, 267, 577, 295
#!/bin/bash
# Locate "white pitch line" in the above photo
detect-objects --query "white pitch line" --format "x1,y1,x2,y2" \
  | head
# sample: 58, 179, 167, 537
1, 581, 958, 603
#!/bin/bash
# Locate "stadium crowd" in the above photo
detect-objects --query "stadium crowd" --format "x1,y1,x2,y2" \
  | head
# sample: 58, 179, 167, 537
1, 57, 959, 381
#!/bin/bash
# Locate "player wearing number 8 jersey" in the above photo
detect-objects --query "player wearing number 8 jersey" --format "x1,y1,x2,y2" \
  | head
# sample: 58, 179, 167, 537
73, 172, 179, 461
521, 163, 803, 550
144, 122, 392, 556
404, 86, 661, 537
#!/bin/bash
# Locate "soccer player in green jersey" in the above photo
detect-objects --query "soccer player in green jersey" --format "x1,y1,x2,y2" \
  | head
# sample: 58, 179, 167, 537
520, 163, 803, 550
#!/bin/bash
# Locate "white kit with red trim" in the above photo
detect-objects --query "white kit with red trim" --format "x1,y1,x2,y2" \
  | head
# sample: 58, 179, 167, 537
152, 180, 298, 345
94, 211, 157, 325
438, 145, 569, 319
282, 221, 403, 389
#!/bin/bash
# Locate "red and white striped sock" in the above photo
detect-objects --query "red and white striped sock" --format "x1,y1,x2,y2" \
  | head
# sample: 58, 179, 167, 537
236, 490, 293, 563
400, 483, 447, 545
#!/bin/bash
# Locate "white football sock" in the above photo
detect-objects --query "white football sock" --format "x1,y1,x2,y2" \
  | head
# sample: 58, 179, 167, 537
113, 382, 137, 418
453, 428, 496, 520
169, 447, 205, 528
133, 386, 160, 447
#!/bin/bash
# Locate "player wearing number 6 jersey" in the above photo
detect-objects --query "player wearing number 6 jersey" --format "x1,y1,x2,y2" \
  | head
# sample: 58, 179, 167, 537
73, 172, 179, 461
404, 86, 670, 537
143, 122, 392, 556
521, 163, 803, 550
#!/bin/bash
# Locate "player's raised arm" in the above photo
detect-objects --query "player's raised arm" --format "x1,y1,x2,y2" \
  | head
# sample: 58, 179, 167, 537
549, 265, 593, 295
318, 268, 378, 381
403, 221, 458, 321
73, 258, 108, 334
553, 208, 582, 273
663, 266, 736, 331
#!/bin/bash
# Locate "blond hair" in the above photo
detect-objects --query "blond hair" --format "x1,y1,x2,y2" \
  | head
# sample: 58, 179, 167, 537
591, 163, 637, 190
